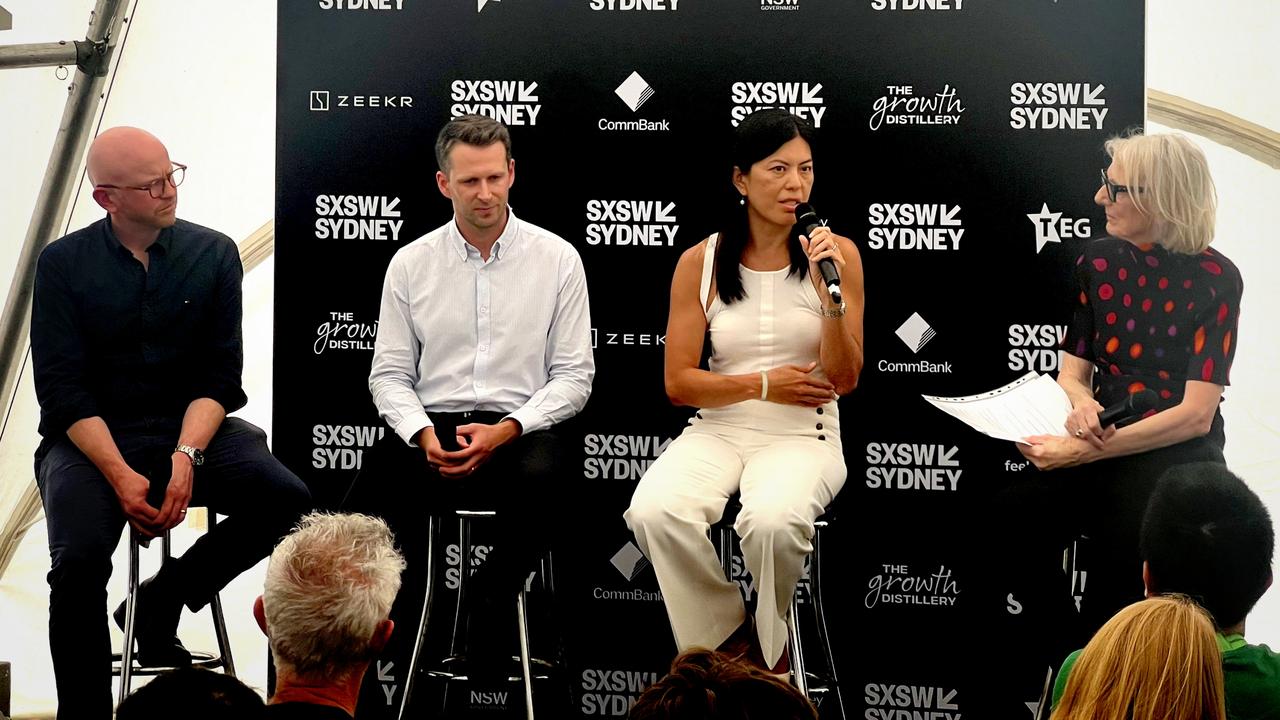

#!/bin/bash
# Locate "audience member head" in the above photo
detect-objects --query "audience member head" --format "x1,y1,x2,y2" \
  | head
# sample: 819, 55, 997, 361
255, 512, 406, 683
87, 126, 181, 233
628, 649, 817, 720
115, 668, 264, 719
1141, 462, 1274, 630
1051, 594, 1225, 720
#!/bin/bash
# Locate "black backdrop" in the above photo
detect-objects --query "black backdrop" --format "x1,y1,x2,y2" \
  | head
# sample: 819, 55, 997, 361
275, 1, 1144, 717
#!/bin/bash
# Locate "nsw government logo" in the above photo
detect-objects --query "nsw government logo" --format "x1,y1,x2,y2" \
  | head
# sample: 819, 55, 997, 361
600, 72, 669, 132
1010, 82, 1108, 130
1027, 203, 1091, 253
869, 84, 964, 130
730, 82, 825, 127
865, 563, 960, 609
865, 684, 961, 720
761, 0, 799, 10
865, 442, 961, 493
311, 424, 385, 470
307, 89, 412, 111
450, 79, 541, 126
581, 668, 661, 717
584, 433, 675, 481
585, 200, 678, 248
315, 194, 403, 240
314, 312, 377, 354
867, 203, 963, 252
1008, 324, 1067, 373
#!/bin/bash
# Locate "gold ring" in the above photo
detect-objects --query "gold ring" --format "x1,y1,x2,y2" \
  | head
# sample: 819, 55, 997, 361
1074, 428, 1084, 438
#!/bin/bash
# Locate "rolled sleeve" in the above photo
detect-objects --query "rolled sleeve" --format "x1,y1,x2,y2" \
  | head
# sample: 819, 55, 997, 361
370, 255, 433, 445
197, 244, 248, 413
31, 246, 100, 435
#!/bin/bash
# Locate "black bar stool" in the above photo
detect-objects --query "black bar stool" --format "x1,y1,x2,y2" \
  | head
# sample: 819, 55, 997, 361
398, 509, 560, 719
713, 499, 846, 718
111, 511, 235, 703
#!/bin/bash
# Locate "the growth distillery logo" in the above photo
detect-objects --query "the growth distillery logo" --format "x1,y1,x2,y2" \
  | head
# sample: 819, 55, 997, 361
730, 81, 826, 127
865, 442, 962, 493
883, 312, 952, 374
317, 0, 403, 9
590, 0, 679, 9
1027, 203, 1091, 253
1008, 323, 1068, 373
871, 0, 963, 9
314, 194, 403, 241
308, 90, 413, 112
865, 563, 960, 609
869, 84, 965, 130
867, 203, 964, 252
311, 424, 385, 470
1010, 82, 1109, 130
314, 311, 377, 354
584, 433, 676, 481
585, 199, 679, 248
580, 667, 661, 717
600, 72, 670, 132
450, 79, 541, 126
865, 683, 961, 720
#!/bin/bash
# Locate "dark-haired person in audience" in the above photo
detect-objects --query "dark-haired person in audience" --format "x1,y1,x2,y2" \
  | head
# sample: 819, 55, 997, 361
1052, 463, 1279, 719
115, 668, 264, 719
629, 649, 817, 720
255, 512, 406, 718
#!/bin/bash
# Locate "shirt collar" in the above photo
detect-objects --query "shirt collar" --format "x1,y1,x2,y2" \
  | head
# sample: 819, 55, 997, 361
1217, 632, 1248, 652
448, 207, 520, 262
102, 215, 172, 256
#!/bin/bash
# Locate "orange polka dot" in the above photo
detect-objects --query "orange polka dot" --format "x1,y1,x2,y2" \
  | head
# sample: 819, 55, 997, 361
1164, 300, 1174, 313
1194, 326, 1206, 354
1079, 291, 1087, 305
1129, 343, 1143, 359
1128, 382, 1147, 394
1106, 337, 1120, 354
1223, 330, 1232, 356
1157, 370, 1170, 380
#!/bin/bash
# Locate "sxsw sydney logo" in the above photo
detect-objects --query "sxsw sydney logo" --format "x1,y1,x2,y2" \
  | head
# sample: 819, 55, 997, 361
730, 81, 825, 127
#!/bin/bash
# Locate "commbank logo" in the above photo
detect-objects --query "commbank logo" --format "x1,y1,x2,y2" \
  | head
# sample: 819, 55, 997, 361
311, 424, 385, 470
865, 684, 961, 720
1008, 323, 1067, 373
315, 194, 403, 240
585, 200, 678, 248
730, 82, 825, 127
590, 0, 678, 8
865, 442, 961, 492
1010, 82, 1108, 130
318, 0, 404, 9
450, 79, 541, 126
865, 563, 960, 609
615, 72, 655, 112
895, 312, 936, 354
610, 541, 649, 580
867, 203, 963, 251
1027, 203, 1090, 253
869, 84, 964, 130
315, 312, 377, 354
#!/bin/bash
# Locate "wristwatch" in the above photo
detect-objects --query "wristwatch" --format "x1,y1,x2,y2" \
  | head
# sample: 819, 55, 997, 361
174, 444, 205, 467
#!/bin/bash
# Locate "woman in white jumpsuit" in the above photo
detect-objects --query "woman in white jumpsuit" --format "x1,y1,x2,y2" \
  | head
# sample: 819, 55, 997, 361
624, 109, 865, 674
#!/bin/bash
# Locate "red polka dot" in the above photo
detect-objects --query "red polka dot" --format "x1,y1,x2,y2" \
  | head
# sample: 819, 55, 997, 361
1158, 277, 1169, 289
1109, 364, 1122, 376
1098, 284, 1114, 301
1145, 255, 1160, 268
1119, 268, 1129, 281
1141, 298, 1152, 312
1157, 370, 1170, 380
1217, 303, 1230, 325
1093, 258, 1108, 272
1138, 275, 1148, 287
1141, 409, 1158, 419
1160, 389, 1173, 400
1187, 302, 1196, 312
1106, 337, 1120, 354
1201, 261, 1222, 275
1183, 279, 1193, 289
1201, 358, 1215, 382
1164, 300, 1175, 313
1105, 311, 1117, 325
1129, 343, 1143, 359
1123, 294, 1132, 307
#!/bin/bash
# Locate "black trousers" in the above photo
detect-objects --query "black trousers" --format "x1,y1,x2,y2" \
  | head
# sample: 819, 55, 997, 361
35, 417, 312, 720
344, 412, 576, 658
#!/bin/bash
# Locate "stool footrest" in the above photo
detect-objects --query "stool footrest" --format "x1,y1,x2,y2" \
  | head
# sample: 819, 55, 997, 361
111, 650, 224, 675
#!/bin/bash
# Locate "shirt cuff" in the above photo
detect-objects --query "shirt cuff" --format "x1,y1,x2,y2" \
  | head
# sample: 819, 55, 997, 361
505, 407, 546, 436
394, 411, 433, 447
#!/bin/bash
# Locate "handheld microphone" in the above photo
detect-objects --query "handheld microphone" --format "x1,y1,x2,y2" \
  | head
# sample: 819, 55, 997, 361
794, 203, 841, 305
1097, 389, 1158, 428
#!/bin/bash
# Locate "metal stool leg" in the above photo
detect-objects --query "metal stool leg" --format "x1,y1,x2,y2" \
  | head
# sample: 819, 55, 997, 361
398, 515, 439, 720
810, 525, 846, 718
787, 593, 808, 698
517, 582, 535, 718
718, 525, 733, 581
205, 514, 235, 677
118, 531, 142, 703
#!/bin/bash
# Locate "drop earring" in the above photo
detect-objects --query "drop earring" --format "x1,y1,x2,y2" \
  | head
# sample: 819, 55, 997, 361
739, 196, 745, 206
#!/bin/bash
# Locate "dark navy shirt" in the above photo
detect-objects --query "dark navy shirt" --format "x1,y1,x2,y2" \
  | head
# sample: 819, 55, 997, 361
31, 217, 246, 454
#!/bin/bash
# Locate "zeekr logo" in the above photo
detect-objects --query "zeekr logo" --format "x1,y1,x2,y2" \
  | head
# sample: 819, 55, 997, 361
309, 90, 330, 112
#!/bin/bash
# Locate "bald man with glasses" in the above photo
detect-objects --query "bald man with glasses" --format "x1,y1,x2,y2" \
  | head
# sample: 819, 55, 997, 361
30, 126, 311, 719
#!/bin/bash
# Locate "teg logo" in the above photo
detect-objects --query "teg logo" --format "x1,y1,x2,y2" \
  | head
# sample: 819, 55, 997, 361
1010, 82, 1109, 130
585, 200, 678, 247
1027, 203, 1091, 253
314, 311, 377, 354
311, 424, 385, 470
867, 203, 963, 252
450, 79, 541, 126
865, 684, 961, 720
589, 0, 678, 9
1008, 324, 1067, 373
580, 668, 661, 717
314, 194, 403, 240
865, 442, 961, 493
730, 82, 825, 127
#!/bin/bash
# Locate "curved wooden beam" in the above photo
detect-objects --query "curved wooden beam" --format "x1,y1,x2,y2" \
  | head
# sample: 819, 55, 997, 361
1149, 89, 1280, 170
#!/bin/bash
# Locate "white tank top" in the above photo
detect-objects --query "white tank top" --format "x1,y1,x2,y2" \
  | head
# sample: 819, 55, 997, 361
695, 234, 840, 439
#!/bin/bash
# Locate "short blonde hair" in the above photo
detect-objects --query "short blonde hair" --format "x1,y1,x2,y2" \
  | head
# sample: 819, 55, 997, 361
1051, 595, 1225, 720
1104, 132, 1217, 254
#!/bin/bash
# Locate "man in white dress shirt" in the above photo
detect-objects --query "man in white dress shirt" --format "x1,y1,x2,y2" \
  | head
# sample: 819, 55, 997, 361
366, 114, 594, 681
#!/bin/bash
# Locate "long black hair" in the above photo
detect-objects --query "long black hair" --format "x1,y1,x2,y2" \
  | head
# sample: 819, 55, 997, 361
715, 109, 817, 305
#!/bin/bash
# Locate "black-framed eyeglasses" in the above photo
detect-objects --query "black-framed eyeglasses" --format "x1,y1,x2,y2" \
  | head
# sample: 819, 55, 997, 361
1099, 168, 1141, 203
96, 163, 187, 199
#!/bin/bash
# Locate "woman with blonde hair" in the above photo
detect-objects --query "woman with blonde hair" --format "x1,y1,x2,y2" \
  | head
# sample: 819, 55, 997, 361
1018, 132, 1243, 631
1052, 594, 1226, 720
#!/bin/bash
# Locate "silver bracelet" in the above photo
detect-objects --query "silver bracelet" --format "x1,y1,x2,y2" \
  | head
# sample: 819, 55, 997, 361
760, 370, 769, 400
821, 302, 847, 318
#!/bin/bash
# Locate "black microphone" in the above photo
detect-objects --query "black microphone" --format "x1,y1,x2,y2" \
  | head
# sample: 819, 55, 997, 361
794, 203, 841, 305
1097, 389, 1158, 428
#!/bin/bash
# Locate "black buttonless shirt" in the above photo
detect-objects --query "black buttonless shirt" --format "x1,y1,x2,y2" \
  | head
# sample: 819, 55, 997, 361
31, 217, 247, 454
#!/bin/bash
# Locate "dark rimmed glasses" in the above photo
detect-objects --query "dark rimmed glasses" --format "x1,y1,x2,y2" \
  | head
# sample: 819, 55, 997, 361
1099, 168, 1141, 203
96, 163, 187, 199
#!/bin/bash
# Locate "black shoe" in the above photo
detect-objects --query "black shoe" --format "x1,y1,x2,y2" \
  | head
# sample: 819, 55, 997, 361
113, 576, 192, 668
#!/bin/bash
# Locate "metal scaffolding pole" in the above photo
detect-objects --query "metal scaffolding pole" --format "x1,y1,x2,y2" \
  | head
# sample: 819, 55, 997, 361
0, 40, 82, 70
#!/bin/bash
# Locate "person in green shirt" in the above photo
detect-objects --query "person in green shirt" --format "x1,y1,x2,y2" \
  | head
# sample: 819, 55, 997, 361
1052, 462, 1280, 720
